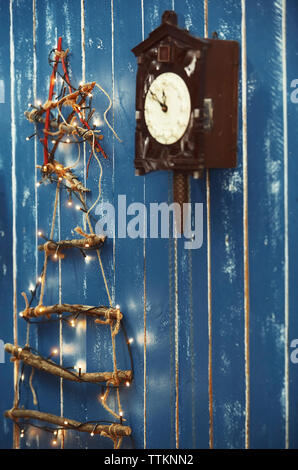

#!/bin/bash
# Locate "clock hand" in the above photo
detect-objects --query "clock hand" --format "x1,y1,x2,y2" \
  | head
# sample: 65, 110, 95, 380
150, 90, 167, 112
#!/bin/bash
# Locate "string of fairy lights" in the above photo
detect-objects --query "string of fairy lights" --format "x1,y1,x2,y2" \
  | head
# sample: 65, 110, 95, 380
8, 38, 133, 448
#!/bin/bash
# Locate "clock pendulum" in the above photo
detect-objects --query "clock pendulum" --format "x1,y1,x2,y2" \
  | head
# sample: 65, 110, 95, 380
132, 10, 239, 233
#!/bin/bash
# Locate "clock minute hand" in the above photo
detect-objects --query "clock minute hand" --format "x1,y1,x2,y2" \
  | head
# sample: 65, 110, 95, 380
150, 90, 167, 112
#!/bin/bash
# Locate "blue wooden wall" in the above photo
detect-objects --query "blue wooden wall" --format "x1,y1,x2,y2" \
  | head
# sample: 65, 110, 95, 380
0, 0, 297, 449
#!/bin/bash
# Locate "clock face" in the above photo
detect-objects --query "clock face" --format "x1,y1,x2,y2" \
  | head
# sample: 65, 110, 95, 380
144, 72, 191, 145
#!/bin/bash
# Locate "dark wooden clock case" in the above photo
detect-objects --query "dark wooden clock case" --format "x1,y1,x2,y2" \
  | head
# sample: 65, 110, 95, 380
132, 11, 239, 178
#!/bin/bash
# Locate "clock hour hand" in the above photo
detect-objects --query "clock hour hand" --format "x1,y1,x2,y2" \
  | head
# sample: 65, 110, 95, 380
150, 90, 167, 112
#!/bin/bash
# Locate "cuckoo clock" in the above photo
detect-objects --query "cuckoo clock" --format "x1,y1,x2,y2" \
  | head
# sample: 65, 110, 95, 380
132, 10, 239, 186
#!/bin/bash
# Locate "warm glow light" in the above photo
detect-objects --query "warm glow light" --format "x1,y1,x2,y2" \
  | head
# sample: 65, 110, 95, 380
18, 347, 22, 352
115, 305, 120, 310
88, 93, 93, 98
52, 348, 58, 356
64, 420, 68, 426
21, 374, 25, 381
26, 137, 30, 141
75, 205, 81, 211
67, 200, 72, 207
36, 182, 41, 188
70, 320, 76, 328
53, 253, 58, 259
56, 164, 62, 170
66, 138, 70, 144
52, 439, 57, 446
93, 120, 99, 127
79, 81, 83, 86
38, 276, 42, 283
38, 230, 43, 236
85, 243, 90, 248
52, 140, 56, 144
119, 411, 123, 417
19, 312, 23, 317
125, 381, 130, 387
43, 166, 47, 172
90, 432, 94, 437
128, 338, 134, 344
36, 100, 42, 107
58, 176, 63, 181
85, 255, 91, 263
29, 283, 34, 291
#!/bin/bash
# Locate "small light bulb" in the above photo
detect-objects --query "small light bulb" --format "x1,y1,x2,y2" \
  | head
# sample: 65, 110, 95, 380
36, 100, 42, 107
88, 93, 93, 98
53, 253, 58, 259
58, 176, 63, 181
79, 81, 83, 86
53, 430, 58, 436
19, 312, 23, 317
90, 432, 94, 437
26, 136, 30, 141
115, 304, 120, 310
38, 276, 42, 283
52, 348, 58, 355
75, 205, 81, 211
38, 230, 43, 236
85, 243, 90, 248
43, 166, 47, 172
52, 140, 56, 144
52, 439, 57, 446
70, 320, 76, 328
20, 430, 24, 438
18, 347, 22, 353
119, 411, 123, 417
36, 182, 41, 188
67, 200, 72, 207
29, 283, 34, 291
93, 120, 99, 127
125, 381, 130, 387
64, 420, 68, 426
28, 103, 32, 107
66, 138, 70, 144
85, 255, 91, 263
21, 374, 25, 381
128, 338, 134, 344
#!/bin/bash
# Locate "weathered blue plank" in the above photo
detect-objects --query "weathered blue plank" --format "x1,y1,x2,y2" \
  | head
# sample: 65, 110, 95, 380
174, 0, 209, 450
113, 0, 145, 450
246, 0, 286, 449
0, 0, 14, 450
207, 0, 246, 449
286, 0, 298, 450
141, 0, 175, 449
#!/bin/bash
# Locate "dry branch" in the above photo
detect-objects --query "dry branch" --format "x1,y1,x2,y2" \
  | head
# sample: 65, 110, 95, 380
38, 234, 106, 255
5, 344, 131, 385
20, 303, 122, 321
24, 111, 103, 147
4, 408, 131, 437
37, 160, 90, 193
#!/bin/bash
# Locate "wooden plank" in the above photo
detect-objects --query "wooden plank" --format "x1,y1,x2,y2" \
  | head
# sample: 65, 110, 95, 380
113, 0, 145, 450
246, 0, 285, 449
286, 0, 298, 450
0, 0, 14, 450
207, 0, 246, 449
174, 0, 208, 450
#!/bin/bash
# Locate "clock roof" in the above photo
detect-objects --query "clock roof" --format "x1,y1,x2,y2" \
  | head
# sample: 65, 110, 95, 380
132, 10, 208, 57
